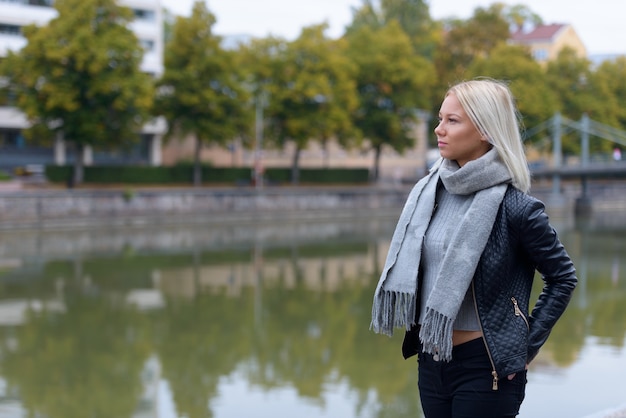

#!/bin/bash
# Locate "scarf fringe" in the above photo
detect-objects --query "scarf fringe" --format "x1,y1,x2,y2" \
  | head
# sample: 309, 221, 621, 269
370, 290, 416, 336
419, 308, 454, 361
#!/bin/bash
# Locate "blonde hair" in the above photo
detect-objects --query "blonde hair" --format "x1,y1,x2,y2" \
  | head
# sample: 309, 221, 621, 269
448, 79, 531, 193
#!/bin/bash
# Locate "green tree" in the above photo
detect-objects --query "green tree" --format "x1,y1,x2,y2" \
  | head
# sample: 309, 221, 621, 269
504, 3, 543, 32
236, 36, 288, 183
434, 4, 510, 97
265, 24, 359, 184
467, 44, 558, 135
589, 57, 626, 152
545, 48, 597, 155
0, 0, 153, 185
154, 1, 251, 186
579, 58, 626, 156
346, 0, 439, 58
345, 22, 435, 180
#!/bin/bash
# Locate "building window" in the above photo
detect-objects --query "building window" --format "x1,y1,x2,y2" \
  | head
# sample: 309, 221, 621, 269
27, 0, 54, 6
140, 39, 155, 52
0, 78, 17, 106
0, 128, 25, 149
0, 23, 21, 36
0, 0, 55, 6
133, 8, 156, 22
533, 49, 548, 61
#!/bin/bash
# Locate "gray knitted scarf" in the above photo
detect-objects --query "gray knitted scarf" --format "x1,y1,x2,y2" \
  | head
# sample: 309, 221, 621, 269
371, 148, 512, 361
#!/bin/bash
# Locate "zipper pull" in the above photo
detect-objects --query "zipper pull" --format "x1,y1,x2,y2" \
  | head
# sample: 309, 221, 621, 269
511, 297, 522, 316
492, 371, 499, 390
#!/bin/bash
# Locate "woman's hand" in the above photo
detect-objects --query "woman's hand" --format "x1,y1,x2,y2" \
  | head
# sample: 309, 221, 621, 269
507, 364, 529, 380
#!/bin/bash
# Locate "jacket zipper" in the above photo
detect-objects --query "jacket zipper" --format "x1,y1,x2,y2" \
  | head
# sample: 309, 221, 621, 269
511, 297, 530, 330
471, 281, 499, 390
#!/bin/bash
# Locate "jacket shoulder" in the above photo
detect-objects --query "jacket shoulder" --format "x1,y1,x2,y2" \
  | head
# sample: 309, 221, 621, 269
502, 186, 545, 217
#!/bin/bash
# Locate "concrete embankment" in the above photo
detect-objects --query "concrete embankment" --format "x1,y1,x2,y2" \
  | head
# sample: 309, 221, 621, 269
1, 178, 625, 230
0, 185, 409, 230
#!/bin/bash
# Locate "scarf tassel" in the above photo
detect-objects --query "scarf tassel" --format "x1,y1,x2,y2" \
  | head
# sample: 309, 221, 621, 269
370, 290, 416, 336
419, 308, 455, 361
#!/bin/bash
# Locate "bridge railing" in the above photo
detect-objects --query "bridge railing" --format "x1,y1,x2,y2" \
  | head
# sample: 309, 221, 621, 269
525, 113, 626, 214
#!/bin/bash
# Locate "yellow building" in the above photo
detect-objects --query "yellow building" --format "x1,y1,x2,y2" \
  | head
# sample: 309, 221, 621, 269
510, 23, 587, 62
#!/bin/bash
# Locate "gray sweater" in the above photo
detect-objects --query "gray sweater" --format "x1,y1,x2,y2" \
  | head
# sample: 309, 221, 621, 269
419, 182, 480, 331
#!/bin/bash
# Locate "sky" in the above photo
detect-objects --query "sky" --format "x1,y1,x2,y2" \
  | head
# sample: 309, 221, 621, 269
159, 0, 626, 56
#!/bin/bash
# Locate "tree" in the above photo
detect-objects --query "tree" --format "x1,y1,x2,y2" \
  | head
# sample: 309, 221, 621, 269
154, 1, 250, 186
504, 3, 543, 32
433, 4, 510, 97
589, 57, 626, 130
467, 44, 558, 134
545, 48, 597, 155
0, 0, 153, 185
262, 24, 359, 184
346, 0, 439, 58
236, 36, 288, 183
345, 22, 436, 180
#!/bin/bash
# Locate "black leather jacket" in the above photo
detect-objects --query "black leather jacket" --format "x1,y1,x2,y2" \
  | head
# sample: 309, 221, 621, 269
402, 186, 577, 387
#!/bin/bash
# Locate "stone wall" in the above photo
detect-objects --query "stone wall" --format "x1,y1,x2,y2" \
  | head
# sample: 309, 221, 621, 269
0, 186, 408, 230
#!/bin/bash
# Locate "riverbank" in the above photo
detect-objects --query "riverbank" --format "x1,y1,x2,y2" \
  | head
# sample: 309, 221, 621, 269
1, 178, 625, 230
0, 184, 407, 230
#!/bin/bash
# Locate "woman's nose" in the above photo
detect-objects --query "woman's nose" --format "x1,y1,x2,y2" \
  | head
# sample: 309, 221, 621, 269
434, 122, 443, 136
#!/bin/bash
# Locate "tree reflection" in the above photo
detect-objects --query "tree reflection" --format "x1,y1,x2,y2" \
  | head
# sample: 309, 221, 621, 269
0, 218, 624, 417
154, 290, 253, 418
1, 295, 151, 418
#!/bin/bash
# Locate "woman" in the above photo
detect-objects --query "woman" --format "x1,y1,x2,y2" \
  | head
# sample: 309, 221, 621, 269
370, 79, 577, 418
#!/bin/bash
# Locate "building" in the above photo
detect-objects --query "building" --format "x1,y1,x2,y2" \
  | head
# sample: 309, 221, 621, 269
510, 23, 587, 63
0, 0, 166, 171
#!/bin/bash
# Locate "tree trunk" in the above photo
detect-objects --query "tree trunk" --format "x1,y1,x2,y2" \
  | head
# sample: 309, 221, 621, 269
72, 142, 84, 187
291, 146, 301, 185
193, 135, 202, 187
321, 139, 329, 168
372, 145, 381, 182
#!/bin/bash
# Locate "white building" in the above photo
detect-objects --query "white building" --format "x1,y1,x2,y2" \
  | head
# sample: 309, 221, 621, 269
0, 0, 166, 170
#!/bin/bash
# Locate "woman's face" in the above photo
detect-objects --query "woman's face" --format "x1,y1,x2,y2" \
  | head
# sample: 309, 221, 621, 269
434, 92, 490, 167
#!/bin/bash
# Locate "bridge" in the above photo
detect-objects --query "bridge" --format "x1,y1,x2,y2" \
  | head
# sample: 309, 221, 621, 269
524, 113, 626, 215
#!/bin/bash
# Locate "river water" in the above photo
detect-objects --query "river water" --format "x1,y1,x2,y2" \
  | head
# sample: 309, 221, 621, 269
0, 207, 624, 418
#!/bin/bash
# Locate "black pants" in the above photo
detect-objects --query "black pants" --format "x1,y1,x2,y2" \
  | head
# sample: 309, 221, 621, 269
417, 338, 527, 418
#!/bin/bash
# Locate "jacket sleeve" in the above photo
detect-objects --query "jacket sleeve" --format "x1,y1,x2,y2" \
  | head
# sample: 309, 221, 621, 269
520, 199, 577, 363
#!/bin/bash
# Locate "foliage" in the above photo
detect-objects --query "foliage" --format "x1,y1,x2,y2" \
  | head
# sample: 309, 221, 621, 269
433, 4, 510, 100
3, 0, 626, 177
154, 0, 251, 186
502, 3, 543, 31
545, 48, 598, 154
265, 167, 370, 184
0, 0, 154, 185
467, 44, 558, 135
346, 0, 439, 58
236, 36, 288, 151
44, 164, 370, 185
345, 21, 435, 180
589, 57, 626, 128
261, 24, 359, 184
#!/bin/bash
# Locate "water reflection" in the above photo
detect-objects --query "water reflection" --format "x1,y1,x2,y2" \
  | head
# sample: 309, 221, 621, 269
0, 212, 624, 418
